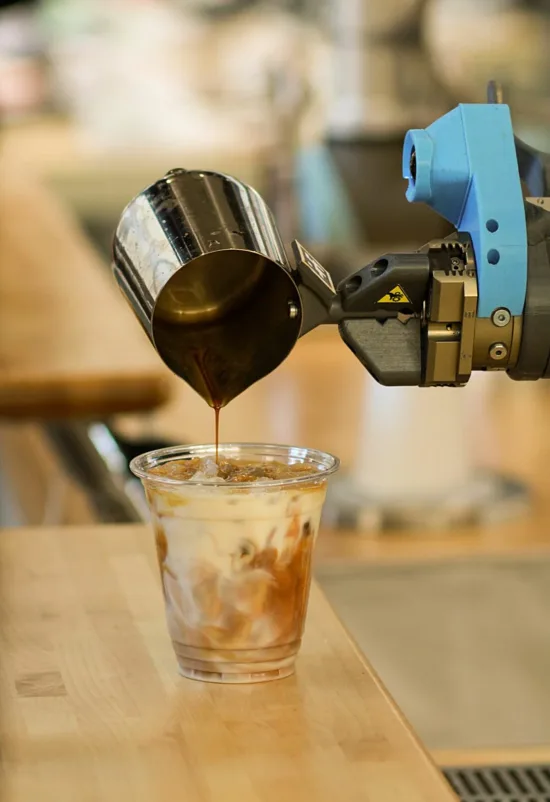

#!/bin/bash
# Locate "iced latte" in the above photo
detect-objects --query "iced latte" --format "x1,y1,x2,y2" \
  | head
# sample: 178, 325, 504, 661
131, 444, 338, 683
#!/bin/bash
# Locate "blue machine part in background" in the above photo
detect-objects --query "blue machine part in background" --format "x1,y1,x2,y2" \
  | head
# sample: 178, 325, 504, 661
402, 104, 527, 318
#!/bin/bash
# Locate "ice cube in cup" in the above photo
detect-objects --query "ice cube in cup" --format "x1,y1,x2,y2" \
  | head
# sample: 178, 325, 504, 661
130, 444, 339, 683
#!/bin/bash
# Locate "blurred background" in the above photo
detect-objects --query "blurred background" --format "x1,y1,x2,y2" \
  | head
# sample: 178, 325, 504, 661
3, 0, 550, 772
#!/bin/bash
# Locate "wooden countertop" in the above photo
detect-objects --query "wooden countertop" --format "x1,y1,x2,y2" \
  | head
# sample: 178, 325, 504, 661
0, 164, 170, 418
0, 525, 455, 802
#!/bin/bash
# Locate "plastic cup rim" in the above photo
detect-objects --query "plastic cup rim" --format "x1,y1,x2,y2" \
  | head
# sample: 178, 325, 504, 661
130, 442, 340, 490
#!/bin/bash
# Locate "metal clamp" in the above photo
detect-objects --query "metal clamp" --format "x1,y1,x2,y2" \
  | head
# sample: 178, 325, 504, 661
424, 239, 478, 386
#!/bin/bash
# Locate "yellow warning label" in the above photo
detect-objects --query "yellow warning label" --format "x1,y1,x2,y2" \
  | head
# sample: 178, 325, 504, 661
377, 285, 411, 304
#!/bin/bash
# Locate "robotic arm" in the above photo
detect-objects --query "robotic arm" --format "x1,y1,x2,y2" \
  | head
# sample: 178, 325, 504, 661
318, 98, 550, 388
112, 92, 550, 404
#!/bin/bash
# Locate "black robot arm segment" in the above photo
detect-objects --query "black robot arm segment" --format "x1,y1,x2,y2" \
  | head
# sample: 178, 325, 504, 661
515, 136, 550, 198
336, 253, 429, 386
293, 235, 482, 387
508, 199, 550, 381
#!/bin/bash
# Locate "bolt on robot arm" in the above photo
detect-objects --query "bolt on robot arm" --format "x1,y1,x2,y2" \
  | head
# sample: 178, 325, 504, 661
112, 92, 550, 405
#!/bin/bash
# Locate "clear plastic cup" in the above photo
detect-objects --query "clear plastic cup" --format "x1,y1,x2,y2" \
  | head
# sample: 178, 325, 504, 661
131, 443, 339, 683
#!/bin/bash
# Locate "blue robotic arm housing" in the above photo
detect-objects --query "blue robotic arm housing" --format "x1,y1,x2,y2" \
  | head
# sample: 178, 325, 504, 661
402, 104, 527, 318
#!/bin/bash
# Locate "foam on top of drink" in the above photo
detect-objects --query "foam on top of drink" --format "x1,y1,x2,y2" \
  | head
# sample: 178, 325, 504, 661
150, 457, 316, 484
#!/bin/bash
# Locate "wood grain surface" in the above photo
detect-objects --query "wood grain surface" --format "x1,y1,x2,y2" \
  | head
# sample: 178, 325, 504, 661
0, 164, 170, 418
0, 525, 456, 802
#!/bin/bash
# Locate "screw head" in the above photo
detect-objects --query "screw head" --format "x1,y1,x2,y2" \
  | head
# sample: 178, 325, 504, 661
492, 308, 511, 327
164, 168, 187, 179
288, 302, 299, 319
489, 342, 508, 361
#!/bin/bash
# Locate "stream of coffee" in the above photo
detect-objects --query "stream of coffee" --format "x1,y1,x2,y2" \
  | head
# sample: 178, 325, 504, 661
187, 349, 225, 463
214, 405, 221, 463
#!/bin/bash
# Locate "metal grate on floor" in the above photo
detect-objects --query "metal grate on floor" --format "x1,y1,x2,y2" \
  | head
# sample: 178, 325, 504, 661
443, 764, 550, 802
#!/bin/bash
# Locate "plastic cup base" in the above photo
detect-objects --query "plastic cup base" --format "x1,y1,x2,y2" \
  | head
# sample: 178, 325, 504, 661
172, 639, 300, 684
177, 661, 295, 684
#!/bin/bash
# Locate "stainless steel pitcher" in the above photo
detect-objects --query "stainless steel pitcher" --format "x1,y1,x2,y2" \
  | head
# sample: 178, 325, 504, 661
113, 169, 337, 407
